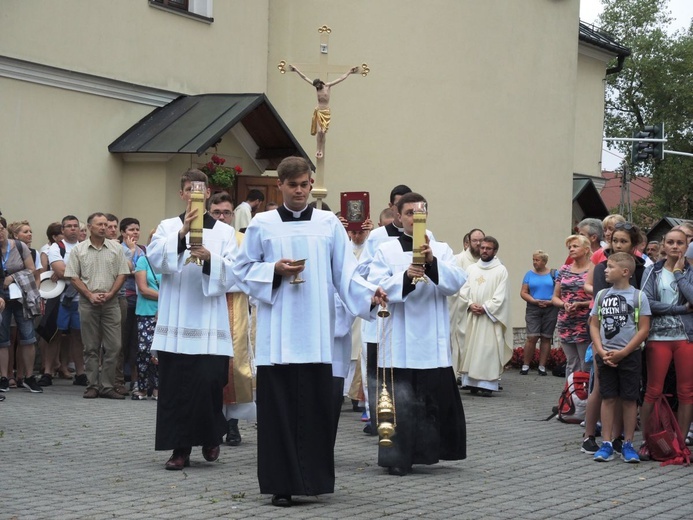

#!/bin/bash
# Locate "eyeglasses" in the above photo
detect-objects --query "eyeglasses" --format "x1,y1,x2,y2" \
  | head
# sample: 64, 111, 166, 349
210, 210, 233, 218
614, 222, 634, 231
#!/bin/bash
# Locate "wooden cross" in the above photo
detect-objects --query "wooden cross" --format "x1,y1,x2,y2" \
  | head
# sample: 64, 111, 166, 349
279, 25, 369, 208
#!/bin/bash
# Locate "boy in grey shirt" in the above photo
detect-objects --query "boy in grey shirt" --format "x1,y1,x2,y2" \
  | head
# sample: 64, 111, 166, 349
589, 252, 651, 463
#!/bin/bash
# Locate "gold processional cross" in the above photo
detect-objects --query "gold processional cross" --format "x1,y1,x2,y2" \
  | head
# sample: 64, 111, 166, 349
278, 25, 369, 209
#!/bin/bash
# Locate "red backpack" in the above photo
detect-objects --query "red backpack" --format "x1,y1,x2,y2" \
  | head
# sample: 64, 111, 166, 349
546, 371, 590, 423
645, 394, 691, 466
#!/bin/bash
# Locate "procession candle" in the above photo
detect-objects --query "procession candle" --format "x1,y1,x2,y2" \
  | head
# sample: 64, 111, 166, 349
189, 181, 205, 247
412, 201, 427, 265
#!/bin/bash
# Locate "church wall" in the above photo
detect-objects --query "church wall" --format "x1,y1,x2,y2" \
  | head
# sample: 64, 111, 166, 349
268, 0, 584, 329
0, 77, 146, 234
1, 0, 271, 242
0, 0, 269, 95
574, 50, 611, 178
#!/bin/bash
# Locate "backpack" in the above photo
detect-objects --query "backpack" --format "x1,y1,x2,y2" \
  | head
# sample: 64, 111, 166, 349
545, 371, 590, 423
644, 394, 690, 466
57, 240, 66, 258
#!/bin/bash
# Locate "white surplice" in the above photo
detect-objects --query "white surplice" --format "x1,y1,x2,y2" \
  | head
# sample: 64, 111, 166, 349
233, 206, 377, 366
148, 214, 238, 356
449, 248, 479, 374
358, 224, 435, 344
458, 257, 512, 387
367, 237, 466, 369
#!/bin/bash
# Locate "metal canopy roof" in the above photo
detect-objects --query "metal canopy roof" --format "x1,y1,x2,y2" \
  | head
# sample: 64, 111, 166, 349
108, 93, 312, 170
573, 177, 609, 219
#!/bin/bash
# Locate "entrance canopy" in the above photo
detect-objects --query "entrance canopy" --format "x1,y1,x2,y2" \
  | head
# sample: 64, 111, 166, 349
109, 93, 312, 171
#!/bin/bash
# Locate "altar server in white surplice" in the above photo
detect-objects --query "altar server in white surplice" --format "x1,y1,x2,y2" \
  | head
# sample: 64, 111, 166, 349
367, 192, 467, 477
233, 156, 386, 508
458, 236, 512, 396
148, 169, 238, 471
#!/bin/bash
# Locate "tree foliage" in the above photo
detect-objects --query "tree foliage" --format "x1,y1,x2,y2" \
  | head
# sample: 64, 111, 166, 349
599, 0, 693, 223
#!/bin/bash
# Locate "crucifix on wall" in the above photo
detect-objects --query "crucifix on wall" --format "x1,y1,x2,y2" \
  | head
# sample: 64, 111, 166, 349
279, 25, 369, 207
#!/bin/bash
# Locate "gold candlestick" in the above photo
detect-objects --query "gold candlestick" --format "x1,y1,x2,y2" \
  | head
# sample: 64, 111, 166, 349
411, 201, 428, 284
185, 181, 205, 266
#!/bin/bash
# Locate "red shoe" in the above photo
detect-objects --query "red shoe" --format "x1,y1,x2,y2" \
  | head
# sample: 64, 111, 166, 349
165, 451, 190, 470
202, 445, 220, 462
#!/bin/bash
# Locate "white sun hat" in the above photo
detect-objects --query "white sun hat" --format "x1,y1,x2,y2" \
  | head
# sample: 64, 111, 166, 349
39, 271, 66, 300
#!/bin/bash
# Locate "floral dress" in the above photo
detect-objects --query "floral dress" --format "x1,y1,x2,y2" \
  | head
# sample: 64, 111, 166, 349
556, 264, 591, 344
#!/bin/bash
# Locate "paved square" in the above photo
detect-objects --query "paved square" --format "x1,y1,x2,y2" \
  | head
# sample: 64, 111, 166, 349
2, 370, 692, 519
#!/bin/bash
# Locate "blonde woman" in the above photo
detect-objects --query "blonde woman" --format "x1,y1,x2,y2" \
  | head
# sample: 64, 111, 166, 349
552, 235, 594, 378
519, 250, 558, 375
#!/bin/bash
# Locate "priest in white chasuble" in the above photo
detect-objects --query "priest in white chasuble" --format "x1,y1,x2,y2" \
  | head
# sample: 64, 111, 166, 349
148, 169, 238, 471
459, 236, 512, 396
448, 228, 485, 378
233, 156, 386, 508
367, 192, 467, 477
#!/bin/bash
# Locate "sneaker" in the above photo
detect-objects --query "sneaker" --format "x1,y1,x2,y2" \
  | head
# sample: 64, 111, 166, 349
22, 376, 43, 393
520, 366, 529, 375
594, 442, 614, 462
0, 377, 9, 392
612, 436, 624, 454
73, 374, 88, 386
581, 436, 599, 454
621, 441, 640, 463
538, 366, 547, 376
38, 374, 53, 387
360, 411, 369, 422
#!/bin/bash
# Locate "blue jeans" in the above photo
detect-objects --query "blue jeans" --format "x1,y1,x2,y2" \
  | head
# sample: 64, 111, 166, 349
0, 299, 36, 347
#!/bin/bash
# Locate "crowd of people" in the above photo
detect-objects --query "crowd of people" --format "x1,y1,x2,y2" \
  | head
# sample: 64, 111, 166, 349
518, 215, 693, 464
1, 160, 691, 505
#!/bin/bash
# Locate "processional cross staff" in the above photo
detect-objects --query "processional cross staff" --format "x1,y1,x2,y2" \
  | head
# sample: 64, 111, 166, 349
278, 25, 369, 208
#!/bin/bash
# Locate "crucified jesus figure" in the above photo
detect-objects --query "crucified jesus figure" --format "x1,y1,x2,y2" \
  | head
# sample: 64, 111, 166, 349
289, 64, 359, 159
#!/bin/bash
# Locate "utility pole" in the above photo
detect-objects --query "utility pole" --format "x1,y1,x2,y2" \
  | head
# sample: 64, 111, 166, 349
618, 162, 633, 222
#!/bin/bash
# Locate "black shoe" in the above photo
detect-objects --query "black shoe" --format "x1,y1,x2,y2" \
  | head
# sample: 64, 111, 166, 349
538, 367, 547, 376
520, 367, 529, 375
271, 495, 292, 507
38, 374, 53, 386
479, 389, 493, 397
470, 387, 479, 395
387, 466, 411, 476
351, 399, 364, 412
225, 419, 242, 446
73, 373, 88, 386
22, 376, 43, 393
363, 422, 374, 435
612, 436, 624, 454
0, 377, 9, 392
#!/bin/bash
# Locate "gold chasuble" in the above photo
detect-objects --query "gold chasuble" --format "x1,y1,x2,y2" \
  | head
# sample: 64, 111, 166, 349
310, 107, 331, 135
223, 231, 254, 405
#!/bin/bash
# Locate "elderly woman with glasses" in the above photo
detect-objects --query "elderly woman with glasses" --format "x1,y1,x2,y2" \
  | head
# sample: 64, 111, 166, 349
640, 228, 693, 456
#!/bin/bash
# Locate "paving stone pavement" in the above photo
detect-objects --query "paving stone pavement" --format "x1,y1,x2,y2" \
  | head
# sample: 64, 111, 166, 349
2, 370, 693, 519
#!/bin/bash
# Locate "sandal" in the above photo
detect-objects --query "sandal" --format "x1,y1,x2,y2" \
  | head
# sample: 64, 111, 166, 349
8, 378, 17, 388
131, 391, 147, 401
